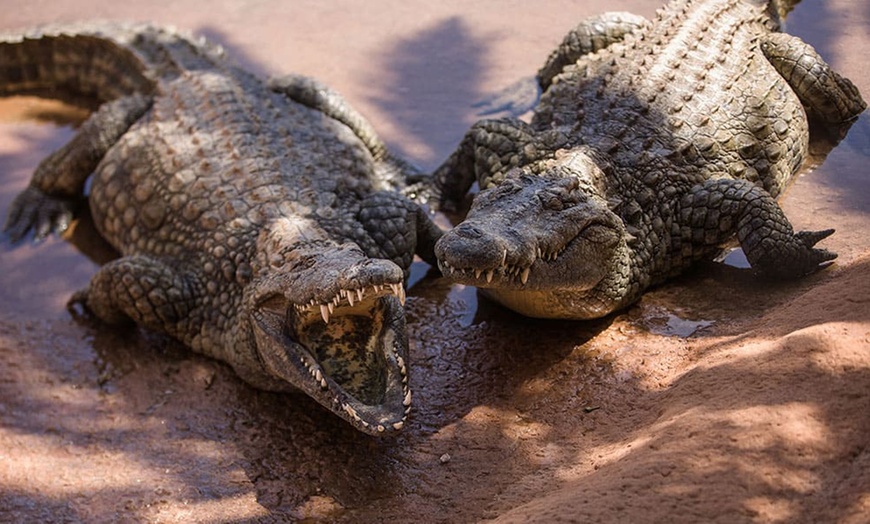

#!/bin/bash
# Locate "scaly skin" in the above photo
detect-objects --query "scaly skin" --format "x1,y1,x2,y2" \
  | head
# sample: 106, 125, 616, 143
421, 0, 866, 319
1, 23, 442, 435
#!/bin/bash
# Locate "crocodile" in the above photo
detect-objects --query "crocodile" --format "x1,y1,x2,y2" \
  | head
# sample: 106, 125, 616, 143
1, 23, 443, 435
417, 0, 866, 319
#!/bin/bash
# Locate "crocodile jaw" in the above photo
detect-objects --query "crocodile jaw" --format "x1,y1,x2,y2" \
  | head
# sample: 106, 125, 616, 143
251, 284, 411, 436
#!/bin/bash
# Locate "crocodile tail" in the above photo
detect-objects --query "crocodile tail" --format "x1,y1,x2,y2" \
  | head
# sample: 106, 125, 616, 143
741, 0, 801, 29
768, 0, 801, 20
0, 23, 225, 105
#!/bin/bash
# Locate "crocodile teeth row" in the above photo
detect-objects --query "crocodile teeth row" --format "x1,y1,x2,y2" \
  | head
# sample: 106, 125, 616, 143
299, 346, 412, 432
536, 246, 565, 262
293, 283, 407, 323
440, 261, 531, 285
339, 351, 411, 433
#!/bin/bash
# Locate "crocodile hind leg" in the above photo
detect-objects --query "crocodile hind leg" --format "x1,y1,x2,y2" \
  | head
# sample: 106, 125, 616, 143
4, 94, 152, 242
537, 12, 648, 90
69, 255, 196, 336
676, 178, 836, 279
474, 12, 648, 116
268, 74, 421, 190
761, 33, 866, 125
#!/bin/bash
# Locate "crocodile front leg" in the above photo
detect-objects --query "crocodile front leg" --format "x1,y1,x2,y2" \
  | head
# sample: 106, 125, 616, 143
537, 12, 648, 90
69, 255, 197, 336
355, 191, 443, 273
761, 33, 866, 125
676, 178, 836, 279
4, 94, 152, 242
424, 118, 559, 213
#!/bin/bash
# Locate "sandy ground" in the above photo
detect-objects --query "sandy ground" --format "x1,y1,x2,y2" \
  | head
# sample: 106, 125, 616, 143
0, 1, 869, 522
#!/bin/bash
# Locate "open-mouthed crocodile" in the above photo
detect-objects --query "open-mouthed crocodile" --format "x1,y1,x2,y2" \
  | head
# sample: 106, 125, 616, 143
1, 23, 442, 434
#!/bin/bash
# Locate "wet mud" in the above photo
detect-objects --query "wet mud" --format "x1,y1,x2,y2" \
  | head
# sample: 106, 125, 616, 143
1, 1, 869, 522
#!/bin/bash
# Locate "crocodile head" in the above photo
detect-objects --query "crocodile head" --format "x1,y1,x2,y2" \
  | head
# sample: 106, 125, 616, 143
245, 233, 411, 436
435, 151, 631, 319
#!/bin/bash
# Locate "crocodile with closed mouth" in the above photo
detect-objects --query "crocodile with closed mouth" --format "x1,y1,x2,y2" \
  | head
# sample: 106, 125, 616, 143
415, 0, 866, 319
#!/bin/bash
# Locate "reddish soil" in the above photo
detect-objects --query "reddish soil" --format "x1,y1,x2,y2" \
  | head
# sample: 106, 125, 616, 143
1, 1, 868, 522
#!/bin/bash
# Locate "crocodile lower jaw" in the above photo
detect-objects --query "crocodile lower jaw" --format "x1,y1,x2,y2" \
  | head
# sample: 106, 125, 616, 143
252, 284, 411, 435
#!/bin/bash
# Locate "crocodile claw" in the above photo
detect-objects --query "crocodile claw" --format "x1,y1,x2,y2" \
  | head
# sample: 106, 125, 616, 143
3, 186, 78, 243
798, 228, 838, 271
760, 228, 838, 279
796, 228, 835, 248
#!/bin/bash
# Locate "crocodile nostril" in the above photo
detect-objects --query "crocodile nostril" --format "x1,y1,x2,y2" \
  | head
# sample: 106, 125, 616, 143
455, 223, 483, 239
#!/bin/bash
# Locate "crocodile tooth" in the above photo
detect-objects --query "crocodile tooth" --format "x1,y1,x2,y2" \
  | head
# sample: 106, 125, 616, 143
339, 289, 347, 298
390, 283, 399, 296
398, 286, 406, 306
320, 304, 330, 324
403, 389, 412, 407
347, 292, 355, 307
502, 249, 508, 265
327, 302, 334, 314
320, 378, 328, 389
344, 404, 359, 419
392, 421, 404, 431
521, 267, 530, 285
486, 270, 494, 283
475, 269, 482, 279
357, 289, 364, 301
314, 369, 323, 383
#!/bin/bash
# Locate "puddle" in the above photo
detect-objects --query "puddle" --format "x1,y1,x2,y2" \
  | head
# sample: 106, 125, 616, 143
630, 304, 715, 338
717, 247, 751, 269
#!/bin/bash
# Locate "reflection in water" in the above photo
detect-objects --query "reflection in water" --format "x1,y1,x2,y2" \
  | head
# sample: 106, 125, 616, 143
717, 247, 751, 269
446, 285, 478, 328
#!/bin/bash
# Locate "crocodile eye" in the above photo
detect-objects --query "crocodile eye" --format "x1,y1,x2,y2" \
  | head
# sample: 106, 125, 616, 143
558, 176, 580, 191
540, 192, 564, 211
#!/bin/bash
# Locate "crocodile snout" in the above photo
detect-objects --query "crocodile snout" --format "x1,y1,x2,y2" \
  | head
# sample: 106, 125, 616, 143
435, 223, 508, 271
